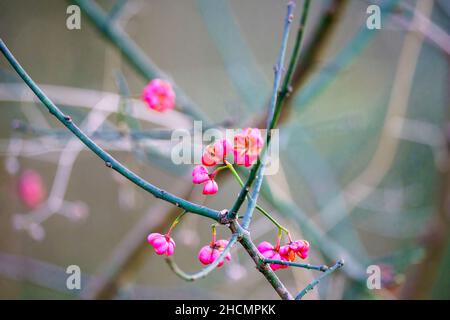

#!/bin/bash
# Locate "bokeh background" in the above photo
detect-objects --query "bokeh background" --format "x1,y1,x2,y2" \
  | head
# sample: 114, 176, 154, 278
0, 0, 449, 299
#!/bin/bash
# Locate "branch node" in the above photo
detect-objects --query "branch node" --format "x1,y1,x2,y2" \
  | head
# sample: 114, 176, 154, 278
218, 209, 230, 224
288, 14, 294, 23
319, 265, 329, 272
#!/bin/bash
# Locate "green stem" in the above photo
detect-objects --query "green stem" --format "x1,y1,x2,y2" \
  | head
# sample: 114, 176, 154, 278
166, 210, 187, 236
272, 0, 311, 127
225, 161, 290, 234
0, 39, 221, 222
210, 165, 228, 178
295, 260, 345, 300
211, 224, 217, 244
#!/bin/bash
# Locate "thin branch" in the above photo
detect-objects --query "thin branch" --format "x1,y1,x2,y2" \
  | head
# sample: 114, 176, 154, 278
276, 0, 347, 124
242, 0, 300, 229
295, 260, 344, 300
228, 0, 302, 222
0, 39, 222, 222
271, 0, 311, 126
263, 259, 329, 272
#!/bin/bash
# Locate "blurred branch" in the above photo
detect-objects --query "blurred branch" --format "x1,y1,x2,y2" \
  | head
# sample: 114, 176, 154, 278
400, 45, 450, 301
12, 95, 115, 240
0, 252, 222, 299
107, 0, 128, 22
0, 82, 192, 128
319, 0, 433, 231
238, 0, 301, 229
196, 0, 270, 112
261, 179, 366, 280
11, 119, 234, 141
71, 0, 210, 122
82, 184, 195, 299
291, 0, 401, 111
295, 259, 344, 300
0, 39, 222, 221
0, 0, 348, 299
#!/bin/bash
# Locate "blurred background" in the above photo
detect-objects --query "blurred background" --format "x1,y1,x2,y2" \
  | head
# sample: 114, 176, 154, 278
0, 0, 449, 299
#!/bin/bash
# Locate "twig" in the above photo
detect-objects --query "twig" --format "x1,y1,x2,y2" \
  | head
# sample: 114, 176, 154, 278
276, 0, 347, 124
263, 259, 329, 272
295, 260, 344, 300
0, 82, 192, 128
0, 39, 221, 222
236, 222, 293, 300
241, 0, 307, 229
228, 0, 307, 222
319, 0, 432, 231
12, 120, 232, 141
259, 177, 366, 280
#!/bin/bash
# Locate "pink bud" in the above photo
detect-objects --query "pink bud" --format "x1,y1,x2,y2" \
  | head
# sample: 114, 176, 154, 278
141, 79, 176, 112
192, 165, 210, 184
202, 179, 218, 195
17, 169, 46, 209
147, 232, 176, 256
198, 239, 231, 267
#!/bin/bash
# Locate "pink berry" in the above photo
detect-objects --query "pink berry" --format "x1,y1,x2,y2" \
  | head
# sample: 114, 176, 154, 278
17, 169, 46, 209
147, 232, 176, 256
192, 165, 210, 184
202, 179, 218, 195
198, 239, 231, 267
141, 79, 176, 112
191, 166, 219, 196
257, 241, 288, 271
